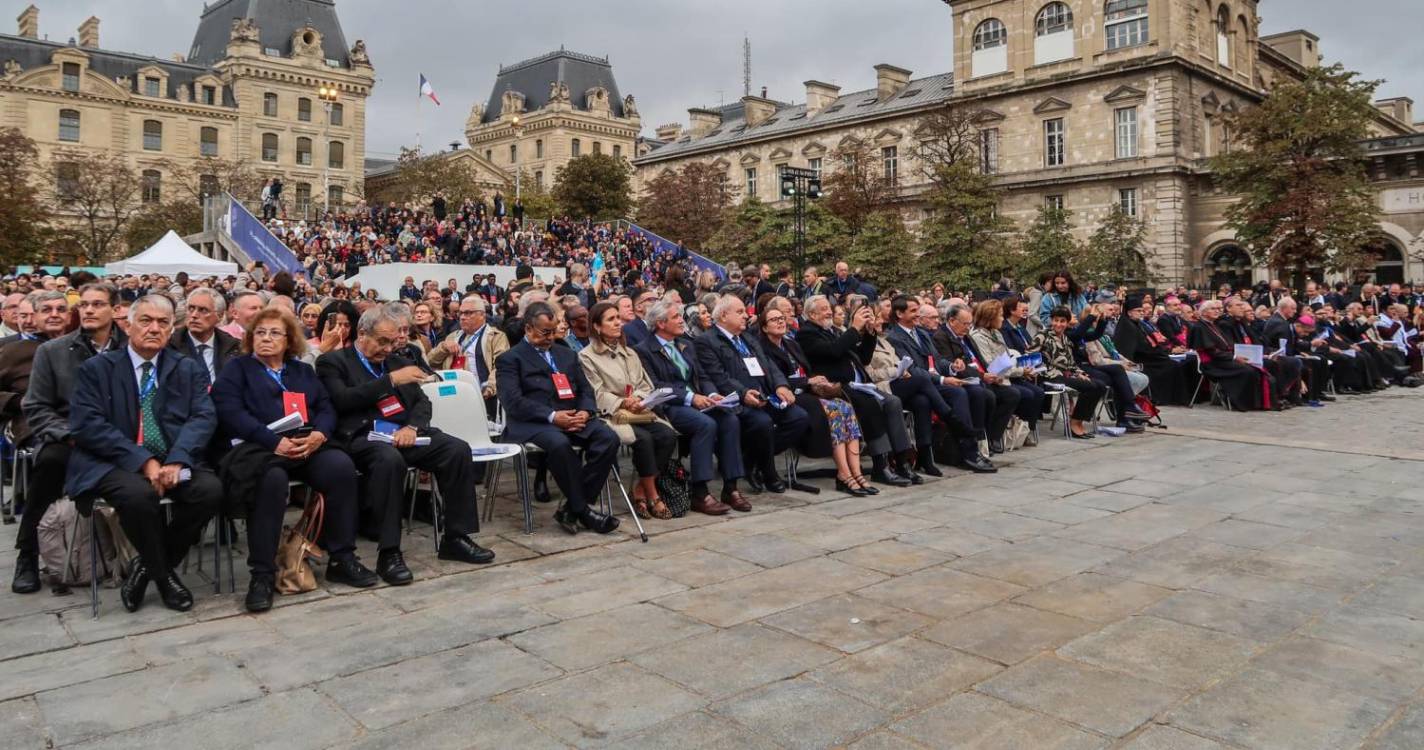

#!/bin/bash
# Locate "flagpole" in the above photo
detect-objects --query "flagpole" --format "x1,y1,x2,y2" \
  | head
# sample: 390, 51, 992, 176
416, 75, 422, 155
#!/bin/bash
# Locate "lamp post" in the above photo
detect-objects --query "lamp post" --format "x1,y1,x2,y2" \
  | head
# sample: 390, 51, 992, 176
511, 114, 523, 204
779, 167, 823, 288
318, 84, 339, 215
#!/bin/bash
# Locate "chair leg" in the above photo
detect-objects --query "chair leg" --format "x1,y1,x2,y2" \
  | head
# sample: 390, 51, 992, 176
88, 514, 100, 620
517, 453, 534, 535
428, 478, 445, 554
224, 517, 236, 594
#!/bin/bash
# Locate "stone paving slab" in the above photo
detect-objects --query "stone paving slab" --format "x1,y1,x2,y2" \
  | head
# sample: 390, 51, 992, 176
891, 691, 1110, 750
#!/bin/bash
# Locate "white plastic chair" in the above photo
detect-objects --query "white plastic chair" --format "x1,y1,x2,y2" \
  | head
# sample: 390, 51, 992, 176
420, 380, 530, 533
435, 370, 503, 436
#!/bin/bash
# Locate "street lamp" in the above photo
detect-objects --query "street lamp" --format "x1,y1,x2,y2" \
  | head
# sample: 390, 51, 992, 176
510, 114, 523, 205
318, 84, 339, 215
779, 167, 823, 286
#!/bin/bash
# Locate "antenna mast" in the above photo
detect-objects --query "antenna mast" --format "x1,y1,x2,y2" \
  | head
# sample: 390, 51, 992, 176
742, 35, 752, 98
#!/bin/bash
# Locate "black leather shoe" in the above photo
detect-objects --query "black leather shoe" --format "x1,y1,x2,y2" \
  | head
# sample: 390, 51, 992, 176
438, 535, 496, 564
916, 460, 944, 478
120, 560, 150, 612
11, 552, 40, 594
578, 509, 620, 534
154, 572, 194, 612
745, 473, 766, 494
1122, 423, 1145, 433
377, 549, 415, 585
836, 478, 872, 497
1122, 408, 1151, 420
763, 477, 788, 494
553, 505, 579, 535
988, 439, 1005, 455
245, 575, 275, 613
871, 469, 912, 487
533, 477, 552, 504
962, 456, 998, 473
901, 467, 925, 485
326, 557, 378, 588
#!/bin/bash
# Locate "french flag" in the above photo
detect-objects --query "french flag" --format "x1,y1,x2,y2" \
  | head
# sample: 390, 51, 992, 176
419, 74, 441, 106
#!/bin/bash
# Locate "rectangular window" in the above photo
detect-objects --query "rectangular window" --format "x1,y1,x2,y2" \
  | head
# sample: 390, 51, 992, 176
330, 102, 344, 126
58, 110, 80, 142
261, 133, 278, 162
328, 185, 343, 207
745, 167, 758, 198
510, 144, 517, 163
143, 120, 162, 151
980, 129, 999, 174
56, 163, 80, 201
296, 137, 312, 166
882, 146, 899, 183
141, 171, 161, 204
202, 86, 216, 105
1119, 187, 1139, 217
808, 157, 823, 180
144, 77, 161, 97
535, 170, 544, 189
613, 144, 622, 159
1115, 107, 1139, 159
593, 141, 603, 155
263, 93, 278, 117
535, 139, 544, 159
295, 183, 311, 215
571, 139, 581, 157
1045, 195, 1065, 211
328, 141, 344, 169
1106, 1, 1150, 51
1044, 118, 1065, 167
200, 127, 218, 157
62, 63, 80, 92
298, 98, 312, 122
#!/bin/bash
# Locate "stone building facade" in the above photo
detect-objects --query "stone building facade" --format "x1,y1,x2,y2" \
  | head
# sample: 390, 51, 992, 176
0, 0, 374, 259
634, 0, 1420, 287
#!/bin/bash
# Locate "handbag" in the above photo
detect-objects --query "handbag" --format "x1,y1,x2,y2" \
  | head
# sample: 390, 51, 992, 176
611, 409, 656, 425
275, 493, 326, 595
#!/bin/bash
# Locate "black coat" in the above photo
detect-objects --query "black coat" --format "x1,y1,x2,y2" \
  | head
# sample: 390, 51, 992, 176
797, 320, 875, 383
315, 347, 432, 444
495, 340, 598, 444
693, 327, 789, 399
168, 328, 241, 382
759, 332, 834, 457
211, 355, 337, 451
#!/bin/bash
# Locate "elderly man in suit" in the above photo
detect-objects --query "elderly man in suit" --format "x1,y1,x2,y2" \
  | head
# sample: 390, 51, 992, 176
932, 302, 1019, 455
693, 294, 808, 493
427, 295, 508, 402
169, 288, 240, 384
318, 305, 493, 586
496, 301, 621, 535
635, 300, 747, 515
66, 295, 220, 612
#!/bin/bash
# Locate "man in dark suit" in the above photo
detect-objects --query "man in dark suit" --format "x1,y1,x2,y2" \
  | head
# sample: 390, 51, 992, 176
169, 288, 239, 384
495, 301, 621, 535
885, 296, 996, 473
1261, 297, 1324, 405
636, 301, 746, 514
621, 289, 657, 348
318, 306, 494, 584
931, 303, 1020, 454
66, 295, 220, 612
693, 295, 809, 492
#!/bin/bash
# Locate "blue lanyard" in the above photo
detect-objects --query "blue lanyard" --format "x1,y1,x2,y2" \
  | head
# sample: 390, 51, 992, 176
728, 334, 750, 357
263, 361, 286, 390
355, 348, 383, 379
459, 325, 485, 350
138, 364, 158, 400
539, 347, 560, 373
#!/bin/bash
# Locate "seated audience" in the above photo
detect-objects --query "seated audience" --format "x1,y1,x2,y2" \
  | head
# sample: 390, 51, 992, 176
1030, 308, 1106, 438
170, 288, 240, 384
969, 299, 1044, 444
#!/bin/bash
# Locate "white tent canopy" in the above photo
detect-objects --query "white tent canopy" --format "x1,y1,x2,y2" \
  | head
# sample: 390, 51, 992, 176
104, 231, 238, 277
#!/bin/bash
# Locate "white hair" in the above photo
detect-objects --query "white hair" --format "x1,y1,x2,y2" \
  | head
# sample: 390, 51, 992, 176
712, 294, 743, 322
130, 294, 175, 323
186, 287, 226, 316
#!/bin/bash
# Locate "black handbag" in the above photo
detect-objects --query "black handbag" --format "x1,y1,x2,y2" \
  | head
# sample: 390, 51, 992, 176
655, 455, 691, 518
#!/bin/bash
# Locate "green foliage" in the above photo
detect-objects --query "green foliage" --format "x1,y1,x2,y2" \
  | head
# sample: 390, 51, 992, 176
1211, 64, 1383, 274
0, 128, 51, 268
1015, 206, 1081, 282
844, 211, 921, 292
917, 160, 1017, 290
704, 197, 849, 273
513, 171, 559, 224
382, 147, 487, 207
552, 153, 634, 219
637, 162, 738, 250
1081, 206, 1151, 286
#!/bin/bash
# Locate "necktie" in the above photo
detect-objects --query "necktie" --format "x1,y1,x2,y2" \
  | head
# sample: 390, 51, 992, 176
139, 362, 167, 458
730, 336, 750, 357
542, 349, 557, 371
665, 342, 689, 379
197, 343, 213, 381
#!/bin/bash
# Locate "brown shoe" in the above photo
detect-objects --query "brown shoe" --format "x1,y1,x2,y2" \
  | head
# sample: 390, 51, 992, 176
691, 494, 731, 515
721, 490, 753, 513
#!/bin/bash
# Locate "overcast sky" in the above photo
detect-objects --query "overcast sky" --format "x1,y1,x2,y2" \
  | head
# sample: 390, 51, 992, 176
19, 0, 1424, 157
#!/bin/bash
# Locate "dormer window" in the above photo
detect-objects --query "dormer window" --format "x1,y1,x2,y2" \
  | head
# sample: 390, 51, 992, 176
62, 63, 80, 92
972, 19, 1009, 77
144, 76, 161, 97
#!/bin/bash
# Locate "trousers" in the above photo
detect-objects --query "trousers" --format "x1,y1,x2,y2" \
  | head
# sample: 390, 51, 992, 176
247, 449, 359, 577
81, 467, 220, 578
525, 421, 619, 514
346, 431, 479, 551
665, 405, 743, 483
15, 442, 70, 554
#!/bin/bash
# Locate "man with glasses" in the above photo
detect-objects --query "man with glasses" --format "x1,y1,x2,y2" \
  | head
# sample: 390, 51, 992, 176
318, 306, 494, 586
169, 289, 239, 384
0, 295, 36, 348
0, 292, 26, 338
622, 290, 658, 347
496, 301, 621, 535
429, 296, 508, 403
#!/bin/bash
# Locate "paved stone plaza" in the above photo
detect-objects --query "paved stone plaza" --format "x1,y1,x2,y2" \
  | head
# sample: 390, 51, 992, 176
2, 391, 1423, 749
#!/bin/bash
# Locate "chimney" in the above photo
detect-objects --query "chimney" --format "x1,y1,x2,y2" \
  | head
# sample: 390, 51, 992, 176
655, 122, 683, 141
688, 108, 722, 137
804, 80, 841, 115
741, 96, 776, 128
1262, 30, 1320, 70
1374, 98, 1415, 128
78, 15, 98, 48
874, 63, 913, 100
17, 5, 38, 39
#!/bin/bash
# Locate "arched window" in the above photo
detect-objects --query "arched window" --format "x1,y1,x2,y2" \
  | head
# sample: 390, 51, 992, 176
58, 109, 80, 142
1371, 240, 1406, 285
141, 170, 161, 204
1216, 5, 1231, 66
142, 120, 163, 151
328, 141, 344, 169
298, 97, 312, 122
296, 137, 312, 166
1105, 0, 1149, 50
971, 19, 1009, 77
1205, 245, 1253, 290
200, 126, 218, 157
261, 132, 278, 162
1034, 3, 1075, 64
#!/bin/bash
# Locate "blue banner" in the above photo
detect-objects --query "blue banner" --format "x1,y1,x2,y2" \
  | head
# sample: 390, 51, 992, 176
625, 223, 726, 282
226, 199, 304, 276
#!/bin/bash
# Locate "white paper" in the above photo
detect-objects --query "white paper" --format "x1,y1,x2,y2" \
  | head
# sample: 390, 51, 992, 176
701, 392, 740, 412
847, 381, 886, 402
267, 412, 304, 433
640, 387, 677, 409
1234, 344, 1264, 367
366, 431, 431, 446
1342, 349, 1357, 358
960, 377, 981, 386
987, 352, 1016, 376
1278, 338, 1289, 353
892, 356, 912, 380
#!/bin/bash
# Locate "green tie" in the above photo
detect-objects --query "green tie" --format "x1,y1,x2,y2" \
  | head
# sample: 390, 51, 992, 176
139, 362, 167, 458
665, 342, 689, 379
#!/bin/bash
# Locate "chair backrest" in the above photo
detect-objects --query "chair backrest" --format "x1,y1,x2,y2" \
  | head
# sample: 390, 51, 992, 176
421, 380, 495, 448
434, 369, 478, 386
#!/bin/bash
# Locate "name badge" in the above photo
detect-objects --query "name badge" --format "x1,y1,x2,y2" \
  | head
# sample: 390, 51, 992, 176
743, 357, 765, 378
551, 372, 575, 399
452, 353, 467, 370
282, 392, 309, 423
377, 395, 405, 417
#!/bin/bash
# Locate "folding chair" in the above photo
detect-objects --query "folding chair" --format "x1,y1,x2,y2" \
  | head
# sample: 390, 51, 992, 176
1043, 385, 1075, 439
518, 435, 648, 542
434, 369, 478, 387
421, 381, 528, 536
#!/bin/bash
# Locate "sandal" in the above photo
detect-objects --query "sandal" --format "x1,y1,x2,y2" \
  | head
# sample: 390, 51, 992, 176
648, 497, 673, 520
631, 491, 652, 519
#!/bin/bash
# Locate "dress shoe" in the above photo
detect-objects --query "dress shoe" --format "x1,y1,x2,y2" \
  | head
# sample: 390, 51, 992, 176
438, 535, 496, 564
377, 549, 415, 585
962, 456, 998, 473
744, 473, 766, 494
245, 574, 275, 613
691, 494, 731, 515
763, 477, 788, 494
11, 551, 40, 594
1122, 408, 1151, 420
916, 460, 943, 478
326, 557, 378, 588
871, 469, 912, 487
721, 490, 753, 513
988, 439, 1005, 455
853, 477, 880, 495
1320, 394, 1336, 402
533, 476, 552, 504
154, 572, 194, 612
553, 505, 580, 535
836, 477, 873, 496
1122, 422, 1145, 433
1070, 430, 1096, 440
119, 560, 150, 612
578, 509, 620, 534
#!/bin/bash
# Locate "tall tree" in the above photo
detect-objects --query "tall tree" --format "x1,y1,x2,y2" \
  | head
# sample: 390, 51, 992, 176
1016, 206, 1082, 283
704, 197, 848, 273
379, 147, 487, 207
844, 210, 921, 292
1212, 64, 1383, 274
159, 155, 263, 207
0, 128, 51, 268
637, 162, 738, 249
50, 149, 139, 263
552, 153, 634, 219
512, 171, 558, 225
123, 200, 204, 253
1080, 206, 1151, 286
822, 138, 896, 238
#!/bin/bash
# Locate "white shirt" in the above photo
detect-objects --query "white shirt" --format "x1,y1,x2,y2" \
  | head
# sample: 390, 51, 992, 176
189, 332, 216, 380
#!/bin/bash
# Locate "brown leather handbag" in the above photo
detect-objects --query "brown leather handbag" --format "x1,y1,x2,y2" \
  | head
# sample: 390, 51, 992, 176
275, 493, 326, 594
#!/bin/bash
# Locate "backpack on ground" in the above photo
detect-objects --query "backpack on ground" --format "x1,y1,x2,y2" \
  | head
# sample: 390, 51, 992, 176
36, 499, 122, 588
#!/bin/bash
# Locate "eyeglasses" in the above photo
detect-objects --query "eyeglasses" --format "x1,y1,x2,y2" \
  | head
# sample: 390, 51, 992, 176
764, 315, 787, 324
253, 328, 287, 339
188, 306, 215, 315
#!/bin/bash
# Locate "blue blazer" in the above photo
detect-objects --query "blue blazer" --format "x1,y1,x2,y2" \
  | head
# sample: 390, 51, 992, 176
211, 355, 338, 451
622, 318, 651, 348
634, 333, 710, 407
66, 348, 216, 499
495, 340, 598, 443
693, 328, 788, 398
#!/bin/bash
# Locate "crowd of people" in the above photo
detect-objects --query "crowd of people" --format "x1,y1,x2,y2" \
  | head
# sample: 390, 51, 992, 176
2, 248, 1420, 619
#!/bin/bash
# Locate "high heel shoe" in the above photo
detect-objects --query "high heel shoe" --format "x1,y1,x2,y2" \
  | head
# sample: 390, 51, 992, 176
852, 475, 880, 495
836, 475, 872, 497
